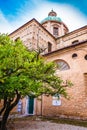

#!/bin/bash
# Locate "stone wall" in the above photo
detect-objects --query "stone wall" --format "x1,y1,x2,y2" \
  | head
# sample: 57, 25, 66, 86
57, 26, 87, 49
39, 43, 87, 119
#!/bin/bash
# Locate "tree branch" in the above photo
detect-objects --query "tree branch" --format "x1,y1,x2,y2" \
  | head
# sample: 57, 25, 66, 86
0, 97, 7, 115
9, 90, 21, 111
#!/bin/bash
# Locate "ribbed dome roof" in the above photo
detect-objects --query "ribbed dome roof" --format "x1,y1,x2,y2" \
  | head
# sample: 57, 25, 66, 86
41, 16, 62, 24
41, 10, 62, 24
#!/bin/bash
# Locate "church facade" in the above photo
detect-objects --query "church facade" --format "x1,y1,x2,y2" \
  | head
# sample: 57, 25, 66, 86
9, 10, 87, 119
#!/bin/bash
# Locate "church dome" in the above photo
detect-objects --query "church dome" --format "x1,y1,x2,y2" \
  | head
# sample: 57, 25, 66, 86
41, 10, 62, 24
41, 10, 69, 37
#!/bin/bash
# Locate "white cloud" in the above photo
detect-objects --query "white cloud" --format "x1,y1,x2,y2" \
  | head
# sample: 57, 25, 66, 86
27, 2, 87, 32
0, 1, 87, 34
0, 10, 13, 34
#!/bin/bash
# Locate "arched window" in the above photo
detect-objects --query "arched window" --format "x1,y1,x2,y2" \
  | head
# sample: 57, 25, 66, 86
48, 42, 52, 52
55, 60, 70, 71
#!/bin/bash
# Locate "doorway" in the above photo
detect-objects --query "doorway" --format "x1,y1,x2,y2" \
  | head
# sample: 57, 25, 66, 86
28, 97, 34, 115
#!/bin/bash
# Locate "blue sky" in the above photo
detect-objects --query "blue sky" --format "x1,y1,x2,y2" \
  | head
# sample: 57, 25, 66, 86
0, 0, 87, 33
48, 0, 87, 15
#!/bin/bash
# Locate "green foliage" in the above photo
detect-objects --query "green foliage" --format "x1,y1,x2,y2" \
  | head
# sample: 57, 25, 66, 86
0, 34, 72, 100
0, 34, 73, 130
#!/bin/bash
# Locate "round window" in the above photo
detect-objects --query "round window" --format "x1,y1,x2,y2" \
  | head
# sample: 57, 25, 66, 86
84, 55, 87, 60
72, 53, 77, 58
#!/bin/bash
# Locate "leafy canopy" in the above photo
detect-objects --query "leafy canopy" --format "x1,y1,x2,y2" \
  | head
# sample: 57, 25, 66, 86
0, 34, 71, 100
0, 34, 73, 130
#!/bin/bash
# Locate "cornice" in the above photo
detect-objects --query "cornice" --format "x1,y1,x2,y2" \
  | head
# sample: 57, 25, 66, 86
9, 18, 56, 40
43, 39, 87, 56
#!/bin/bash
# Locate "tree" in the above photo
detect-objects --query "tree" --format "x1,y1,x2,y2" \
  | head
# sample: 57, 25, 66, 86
0, 34, 72, 130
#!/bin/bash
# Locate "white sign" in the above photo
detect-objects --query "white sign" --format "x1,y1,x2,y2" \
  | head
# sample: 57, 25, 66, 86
52, 99, 61, 106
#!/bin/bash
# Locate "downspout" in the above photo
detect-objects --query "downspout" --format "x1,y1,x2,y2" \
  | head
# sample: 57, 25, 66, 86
41, 95, 43, 116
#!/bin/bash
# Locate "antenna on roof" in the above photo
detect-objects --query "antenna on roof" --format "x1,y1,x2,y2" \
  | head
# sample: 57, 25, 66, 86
51, 8, 53, 12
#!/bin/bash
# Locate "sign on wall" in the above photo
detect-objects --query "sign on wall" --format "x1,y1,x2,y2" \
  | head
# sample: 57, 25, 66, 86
52, 94, 61, 106
52, 99, 61, 106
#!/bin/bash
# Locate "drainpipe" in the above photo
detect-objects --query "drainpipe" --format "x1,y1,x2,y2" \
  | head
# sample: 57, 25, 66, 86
41, 94, 43, 116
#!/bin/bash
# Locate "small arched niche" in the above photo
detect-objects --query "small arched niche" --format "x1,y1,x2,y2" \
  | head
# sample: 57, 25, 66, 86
72, 40, 79, 44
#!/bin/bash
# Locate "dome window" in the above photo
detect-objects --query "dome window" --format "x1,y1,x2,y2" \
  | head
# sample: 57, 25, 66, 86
84, 55, 87, 60
53, 27, 58, 36
72, 53, 78, 58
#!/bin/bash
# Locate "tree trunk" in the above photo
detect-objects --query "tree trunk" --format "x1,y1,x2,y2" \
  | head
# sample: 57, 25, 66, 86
0, 91, 21, 130
1, 108, 10, 130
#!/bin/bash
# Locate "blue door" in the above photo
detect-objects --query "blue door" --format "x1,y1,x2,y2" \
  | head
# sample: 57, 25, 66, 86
28, 97, 34, 114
